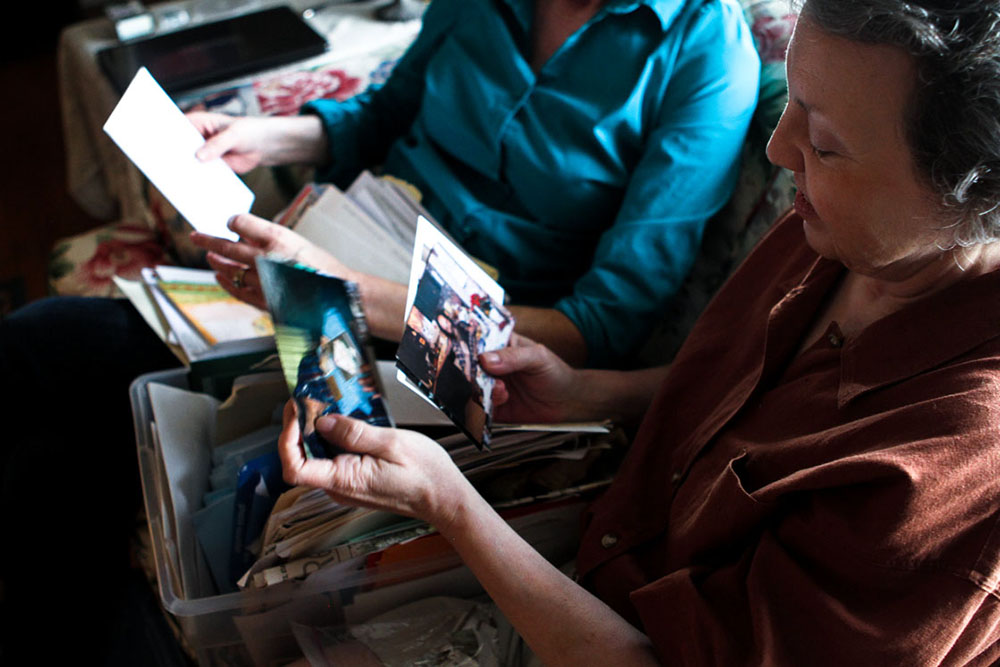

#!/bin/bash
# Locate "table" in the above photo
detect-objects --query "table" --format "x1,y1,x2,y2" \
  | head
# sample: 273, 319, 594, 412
57, 0, 422, 233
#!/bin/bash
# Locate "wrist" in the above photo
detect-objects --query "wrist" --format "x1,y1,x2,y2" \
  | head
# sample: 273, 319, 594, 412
354, 275, 408, 342
431, 475, 488, 541
261, 116, 328, 167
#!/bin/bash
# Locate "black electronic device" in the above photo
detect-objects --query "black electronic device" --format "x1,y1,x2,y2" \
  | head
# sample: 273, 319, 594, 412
97, 5, 329, 96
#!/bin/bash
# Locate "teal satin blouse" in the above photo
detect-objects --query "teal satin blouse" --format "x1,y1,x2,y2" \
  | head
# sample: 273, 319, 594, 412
305, 0, 760, 365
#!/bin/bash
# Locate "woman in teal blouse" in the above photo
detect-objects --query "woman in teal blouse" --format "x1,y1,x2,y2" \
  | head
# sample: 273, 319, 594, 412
0, 1, 758, 661
191, 0, 760, 367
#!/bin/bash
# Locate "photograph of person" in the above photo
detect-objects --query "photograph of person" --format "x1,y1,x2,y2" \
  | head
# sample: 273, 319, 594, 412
257, 258, 391, 458
398, 242, 513, 446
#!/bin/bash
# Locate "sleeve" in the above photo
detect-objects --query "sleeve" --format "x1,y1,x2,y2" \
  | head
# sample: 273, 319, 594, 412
300, 0, 464, 188
553, 1, 760, 367
632, 394, 1000, 665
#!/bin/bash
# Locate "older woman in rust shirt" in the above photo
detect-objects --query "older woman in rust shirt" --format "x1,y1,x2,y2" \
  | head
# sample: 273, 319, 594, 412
278, 0, 1000, 663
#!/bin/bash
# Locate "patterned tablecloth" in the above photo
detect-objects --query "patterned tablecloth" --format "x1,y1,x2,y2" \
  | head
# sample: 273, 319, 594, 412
53, 0, 422, 296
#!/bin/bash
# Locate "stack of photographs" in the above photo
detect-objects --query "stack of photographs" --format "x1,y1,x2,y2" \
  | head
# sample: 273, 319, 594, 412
396, 217, 514, 449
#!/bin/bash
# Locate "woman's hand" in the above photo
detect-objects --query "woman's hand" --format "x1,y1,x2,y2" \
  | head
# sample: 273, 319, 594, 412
278, 400, 472, 530
187, 111, 328, 173
482, 334, 667, 425
480, 335, 582, 424
190, 213, 354, 310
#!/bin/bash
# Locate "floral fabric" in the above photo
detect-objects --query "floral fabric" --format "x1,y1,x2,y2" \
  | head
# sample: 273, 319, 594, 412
48, 222, 173, 298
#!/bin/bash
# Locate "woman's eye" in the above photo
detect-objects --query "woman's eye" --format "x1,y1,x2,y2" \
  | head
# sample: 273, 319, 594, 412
811, 145, 834, 158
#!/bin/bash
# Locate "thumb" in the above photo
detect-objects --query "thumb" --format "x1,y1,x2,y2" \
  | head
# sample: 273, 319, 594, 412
315, 414, 398, 459
479, 342, 547, 377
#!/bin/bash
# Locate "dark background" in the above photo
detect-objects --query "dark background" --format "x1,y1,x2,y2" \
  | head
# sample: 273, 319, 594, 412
0, 2, 122, 316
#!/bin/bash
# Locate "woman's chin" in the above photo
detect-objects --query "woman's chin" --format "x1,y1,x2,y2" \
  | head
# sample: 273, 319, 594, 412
801, 219, 838, 261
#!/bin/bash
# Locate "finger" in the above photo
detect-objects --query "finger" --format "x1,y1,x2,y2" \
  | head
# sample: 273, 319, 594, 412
185, 110, 224, 135
205, 252, 262, 292
278, 401, 306, 485
228, 213, 286, 249
490, 378, 510, 407
509, 332, 536, 348
191, 231, 263, 266
207, 259, 268, 310
194, 123, 240, 162
478, 342, 549, 376
315, 414, 401, 460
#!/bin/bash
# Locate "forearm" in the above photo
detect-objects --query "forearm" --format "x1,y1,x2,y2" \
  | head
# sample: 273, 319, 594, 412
438, 483, 659, 666
349, 272, 408, 342
259, 115, 329, 167
569, 364, 670, 425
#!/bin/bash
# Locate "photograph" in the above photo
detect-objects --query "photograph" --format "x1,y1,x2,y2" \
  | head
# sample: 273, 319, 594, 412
396, 218, 513, 447
256, 256, 391, 459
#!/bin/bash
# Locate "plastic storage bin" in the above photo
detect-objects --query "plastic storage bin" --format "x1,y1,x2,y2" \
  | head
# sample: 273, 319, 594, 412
130, 367, 584, 665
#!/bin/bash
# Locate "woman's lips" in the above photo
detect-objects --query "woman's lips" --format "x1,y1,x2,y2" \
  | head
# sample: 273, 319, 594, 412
794, 189, 817, 219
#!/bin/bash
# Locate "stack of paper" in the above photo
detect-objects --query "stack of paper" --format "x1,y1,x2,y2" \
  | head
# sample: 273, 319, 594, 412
158, 354, 618, 596
281, 170, 438, 286
116, 266, 276, 370
228, 421, 619, 592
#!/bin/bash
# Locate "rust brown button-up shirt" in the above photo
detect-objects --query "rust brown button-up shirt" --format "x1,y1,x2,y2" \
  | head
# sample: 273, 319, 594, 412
578, 212, 1000, 665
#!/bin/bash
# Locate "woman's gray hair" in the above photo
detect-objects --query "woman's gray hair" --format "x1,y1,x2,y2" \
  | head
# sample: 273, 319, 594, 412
798, 0, 1000, 246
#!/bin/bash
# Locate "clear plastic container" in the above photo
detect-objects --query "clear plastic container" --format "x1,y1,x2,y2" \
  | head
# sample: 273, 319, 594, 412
129, 367, 583, 665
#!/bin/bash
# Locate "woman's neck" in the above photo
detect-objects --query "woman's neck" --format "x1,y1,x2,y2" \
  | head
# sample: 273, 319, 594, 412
800, 241, 1000, 353
530, 0, 605, 73
857, 241, 1000, 319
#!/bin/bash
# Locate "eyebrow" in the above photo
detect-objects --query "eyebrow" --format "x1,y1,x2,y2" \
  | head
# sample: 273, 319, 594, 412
794, 97, 816, 114
794, 96, 853, 149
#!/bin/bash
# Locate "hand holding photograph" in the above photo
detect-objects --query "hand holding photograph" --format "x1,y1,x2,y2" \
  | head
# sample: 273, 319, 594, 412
396, 217, 514, 448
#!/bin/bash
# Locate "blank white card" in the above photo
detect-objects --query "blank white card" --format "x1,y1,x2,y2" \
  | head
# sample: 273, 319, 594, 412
103, 67, 253, 241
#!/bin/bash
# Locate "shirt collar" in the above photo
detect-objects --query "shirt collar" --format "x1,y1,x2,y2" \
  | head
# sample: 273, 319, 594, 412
837, 264, 1000, 407
500, 0, 686, 33
604, 0, 686, 30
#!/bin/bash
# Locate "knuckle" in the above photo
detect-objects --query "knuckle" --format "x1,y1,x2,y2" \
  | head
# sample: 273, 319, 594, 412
342, 420, 366, 450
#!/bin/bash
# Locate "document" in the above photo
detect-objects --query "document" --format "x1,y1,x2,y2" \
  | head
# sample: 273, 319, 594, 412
103, 67, 254, 241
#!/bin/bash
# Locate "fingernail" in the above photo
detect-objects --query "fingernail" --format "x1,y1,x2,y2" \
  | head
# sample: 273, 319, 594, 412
227, 215, 238, 228
482, 352, 500, 365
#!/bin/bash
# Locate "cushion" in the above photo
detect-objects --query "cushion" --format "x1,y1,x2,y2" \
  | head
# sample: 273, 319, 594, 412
48, 221, 173, 298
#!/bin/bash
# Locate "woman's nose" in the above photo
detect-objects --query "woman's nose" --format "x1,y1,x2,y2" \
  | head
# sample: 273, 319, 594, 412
766, 105, 805, 174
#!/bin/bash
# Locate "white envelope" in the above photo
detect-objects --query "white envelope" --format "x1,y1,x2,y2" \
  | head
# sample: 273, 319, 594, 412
103, 67, 254, 241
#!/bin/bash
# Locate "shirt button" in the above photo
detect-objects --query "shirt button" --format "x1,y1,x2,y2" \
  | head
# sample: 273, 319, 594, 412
670, 471, 682, 484
600, 533, 619, 549
827, 331, 844, 347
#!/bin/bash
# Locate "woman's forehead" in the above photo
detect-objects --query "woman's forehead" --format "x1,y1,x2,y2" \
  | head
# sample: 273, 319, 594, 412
787, 18, 917, 136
